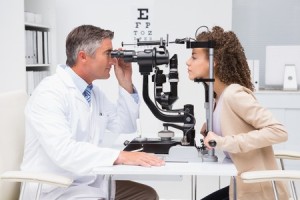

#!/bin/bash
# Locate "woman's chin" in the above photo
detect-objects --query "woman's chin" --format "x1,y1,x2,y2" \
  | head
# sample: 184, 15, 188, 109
189, 75, 200, 80
188, 75, 195, 80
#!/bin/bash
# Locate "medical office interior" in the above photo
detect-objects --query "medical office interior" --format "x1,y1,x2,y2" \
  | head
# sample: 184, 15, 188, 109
1, 0, 300, 199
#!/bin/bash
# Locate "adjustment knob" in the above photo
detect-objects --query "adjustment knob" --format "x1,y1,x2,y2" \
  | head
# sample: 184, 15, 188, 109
208, 140, 217, 147
123, 140, 130, 146
158, 129, 175, 141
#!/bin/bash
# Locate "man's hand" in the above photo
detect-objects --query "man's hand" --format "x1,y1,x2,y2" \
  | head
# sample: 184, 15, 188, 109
112, 49, 133, 93
114, 151, 165, 167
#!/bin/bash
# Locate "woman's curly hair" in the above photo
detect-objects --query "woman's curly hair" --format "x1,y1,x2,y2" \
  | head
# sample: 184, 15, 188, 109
196, 26, 254, 91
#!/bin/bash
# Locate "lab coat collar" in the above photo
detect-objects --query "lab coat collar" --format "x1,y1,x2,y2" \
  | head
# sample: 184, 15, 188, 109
65, 66, 89, 94
56, 64, 77, 89
56, 64, 88, 105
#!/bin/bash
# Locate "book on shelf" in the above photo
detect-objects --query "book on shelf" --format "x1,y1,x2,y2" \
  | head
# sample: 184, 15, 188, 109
25, 30, 33, 64
37, 31, 43, 64
26, 70, 51, 95
25, 30, 50, 65
247, 59, 260, 91
43, 31, 49, 64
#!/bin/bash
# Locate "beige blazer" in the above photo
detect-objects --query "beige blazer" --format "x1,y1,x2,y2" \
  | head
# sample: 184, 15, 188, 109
215, 84, 289, 200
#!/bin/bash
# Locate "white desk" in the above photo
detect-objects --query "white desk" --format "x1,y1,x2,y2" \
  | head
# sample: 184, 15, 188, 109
93, 158, 237, 200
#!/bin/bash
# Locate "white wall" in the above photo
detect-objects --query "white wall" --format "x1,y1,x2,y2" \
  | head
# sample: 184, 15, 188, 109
0, 0, 26, 93
54, 0, 232, 142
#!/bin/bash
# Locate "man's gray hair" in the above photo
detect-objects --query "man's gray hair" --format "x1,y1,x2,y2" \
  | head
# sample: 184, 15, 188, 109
66, 25, 114, 67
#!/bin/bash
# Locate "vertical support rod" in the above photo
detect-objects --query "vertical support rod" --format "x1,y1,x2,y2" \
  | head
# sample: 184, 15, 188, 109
108, 175, 112, 200
272, 181, 279, 200
19, 182, 26, 200
290, 180, 298, 200
191, 175, 197, 200
207, 47, 216, 159
233, 176, 237, 200
35, 183, 42, 200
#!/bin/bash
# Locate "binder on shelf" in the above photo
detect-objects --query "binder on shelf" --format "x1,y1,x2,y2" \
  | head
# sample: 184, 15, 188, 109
25, 30, 29, 64
25, 30, 34, 64
25, 28, 50, 65
26, 70, 50, 95
32, 30, 37, 64
43, 31, 49, 64
253, 60, 260, 91
26, 71, 34, 95
247, 59, 254, 82
37, 31, 43, 64
247, 59, 259, 91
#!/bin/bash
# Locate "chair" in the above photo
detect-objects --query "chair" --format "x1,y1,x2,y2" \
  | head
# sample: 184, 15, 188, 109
241, 150, 300, 200
0, 90, 72, 200
241, 170, 300, 200
275, 150, 300, 200
274, 150, 300, 170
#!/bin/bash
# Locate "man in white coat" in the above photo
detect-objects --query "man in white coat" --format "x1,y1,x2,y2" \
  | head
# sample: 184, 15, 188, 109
21, 24, 164, 200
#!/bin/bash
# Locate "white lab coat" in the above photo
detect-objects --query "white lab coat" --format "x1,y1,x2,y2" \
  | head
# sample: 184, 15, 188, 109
21, 65, 139, 199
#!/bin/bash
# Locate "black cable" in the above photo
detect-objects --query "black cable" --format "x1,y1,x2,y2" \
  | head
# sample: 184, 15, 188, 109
194, 26, 209, 38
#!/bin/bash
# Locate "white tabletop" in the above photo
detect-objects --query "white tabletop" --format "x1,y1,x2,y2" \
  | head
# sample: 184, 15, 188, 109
93, 155, 238, 200
93, 158, 237, 177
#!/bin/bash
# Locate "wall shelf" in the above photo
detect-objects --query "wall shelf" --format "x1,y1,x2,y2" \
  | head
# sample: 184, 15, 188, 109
25, 22, 50, 30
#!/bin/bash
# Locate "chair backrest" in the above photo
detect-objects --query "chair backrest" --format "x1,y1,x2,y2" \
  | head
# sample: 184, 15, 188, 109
0, 90, 28, 200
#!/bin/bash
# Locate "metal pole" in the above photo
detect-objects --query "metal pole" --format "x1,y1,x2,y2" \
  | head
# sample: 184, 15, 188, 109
233, 176, 237, 200
208, 48, 214, 131
290, 180, 298, 200
18, 182, 26, 200
191, 175, 197, 200
204, 47, 218, 162
108, 175, 112, 200
35, 183, 42, 200
272, 181, 279, 200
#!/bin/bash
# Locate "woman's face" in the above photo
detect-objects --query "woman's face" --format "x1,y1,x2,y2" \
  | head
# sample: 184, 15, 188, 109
186, 48, 209, 80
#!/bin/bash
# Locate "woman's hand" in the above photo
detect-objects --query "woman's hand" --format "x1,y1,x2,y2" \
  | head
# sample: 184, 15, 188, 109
204, 131, 218, 150
200, 122, 207, 137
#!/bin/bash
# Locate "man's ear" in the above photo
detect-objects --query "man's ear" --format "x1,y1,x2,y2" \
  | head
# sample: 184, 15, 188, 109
77, 51, 87, 62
